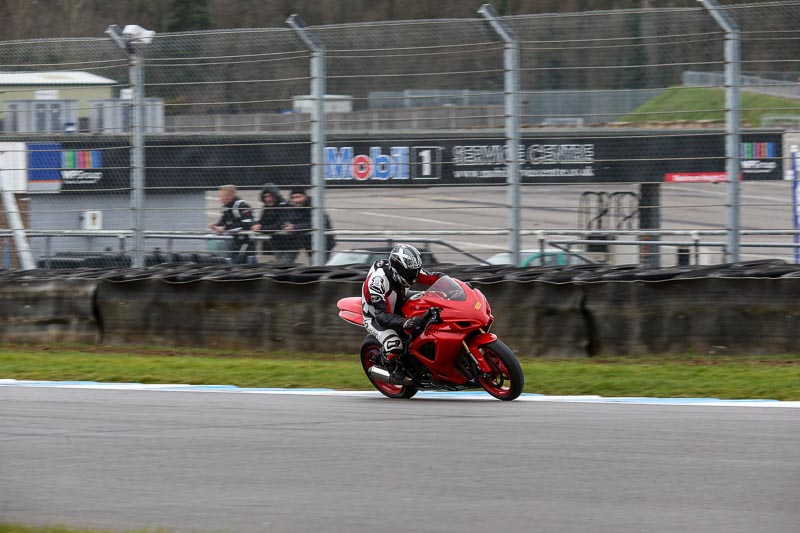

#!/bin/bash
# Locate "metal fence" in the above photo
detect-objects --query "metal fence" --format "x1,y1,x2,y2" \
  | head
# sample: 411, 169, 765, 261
1, 1, 800, 269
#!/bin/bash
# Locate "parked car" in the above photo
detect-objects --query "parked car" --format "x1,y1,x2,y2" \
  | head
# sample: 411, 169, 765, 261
485, 248, 590, 267
326, 246, 440, 267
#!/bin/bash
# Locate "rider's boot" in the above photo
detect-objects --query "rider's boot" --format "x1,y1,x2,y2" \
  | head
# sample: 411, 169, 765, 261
382, 349, 408, 385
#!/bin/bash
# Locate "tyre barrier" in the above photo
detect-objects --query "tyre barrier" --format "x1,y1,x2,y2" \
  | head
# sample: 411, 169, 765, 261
502, 267, 558, 282
535, 264, 604, 283
36, 252, 132, 269
15, 260, 800, 283
4, 260, 800, 355
35, 252, 229, 269
467, 272, 508, 284
286, 267, 337, 283
320, 270, 367, 282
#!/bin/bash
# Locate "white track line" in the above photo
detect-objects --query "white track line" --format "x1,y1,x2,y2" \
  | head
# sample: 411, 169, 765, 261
1, 380, 797, 408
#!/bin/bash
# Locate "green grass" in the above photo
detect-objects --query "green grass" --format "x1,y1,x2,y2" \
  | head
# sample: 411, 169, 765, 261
620, 86, 800, 126
1, 344, 798, 400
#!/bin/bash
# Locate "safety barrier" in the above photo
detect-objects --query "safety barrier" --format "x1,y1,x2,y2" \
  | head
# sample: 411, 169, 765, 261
1, 262, 800, 356
0, 277, 100, 344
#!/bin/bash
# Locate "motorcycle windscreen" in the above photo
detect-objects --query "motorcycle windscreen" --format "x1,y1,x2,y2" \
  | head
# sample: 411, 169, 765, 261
425, 276, 466, 301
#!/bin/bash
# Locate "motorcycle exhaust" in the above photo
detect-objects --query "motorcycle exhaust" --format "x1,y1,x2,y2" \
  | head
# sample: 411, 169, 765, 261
368, 366, 406, 386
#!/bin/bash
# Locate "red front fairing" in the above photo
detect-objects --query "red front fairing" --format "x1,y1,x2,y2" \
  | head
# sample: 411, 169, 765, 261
400, 277, 494, 385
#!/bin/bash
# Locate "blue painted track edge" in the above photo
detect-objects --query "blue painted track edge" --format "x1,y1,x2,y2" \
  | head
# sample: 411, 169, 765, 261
1, 379, 798, 407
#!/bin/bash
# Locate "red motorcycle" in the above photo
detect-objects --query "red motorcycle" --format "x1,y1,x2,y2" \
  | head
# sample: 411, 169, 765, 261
337, 275, 524, 400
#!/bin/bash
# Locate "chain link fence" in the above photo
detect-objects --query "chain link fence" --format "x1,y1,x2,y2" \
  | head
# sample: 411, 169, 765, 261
1, 1, 799, 269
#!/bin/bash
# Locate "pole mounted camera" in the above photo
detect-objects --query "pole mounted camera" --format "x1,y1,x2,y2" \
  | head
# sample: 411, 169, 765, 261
106, 24, 156, 55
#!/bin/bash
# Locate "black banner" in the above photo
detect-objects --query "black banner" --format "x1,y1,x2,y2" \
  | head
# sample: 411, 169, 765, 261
26, 131, 783, 192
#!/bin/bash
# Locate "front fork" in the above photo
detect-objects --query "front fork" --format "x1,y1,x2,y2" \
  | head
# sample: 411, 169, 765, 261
462, 330, 498, 374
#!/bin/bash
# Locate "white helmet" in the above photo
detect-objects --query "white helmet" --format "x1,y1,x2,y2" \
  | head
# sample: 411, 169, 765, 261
388, 244, 422, 287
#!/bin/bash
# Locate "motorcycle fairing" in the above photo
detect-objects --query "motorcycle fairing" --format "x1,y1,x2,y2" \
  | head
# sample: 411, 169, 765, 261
337, 296, 363, 326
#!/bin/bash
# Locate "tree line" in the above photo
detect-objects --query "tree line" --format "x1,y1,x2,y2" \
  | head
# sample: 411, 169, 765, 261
0, 0, 756, 40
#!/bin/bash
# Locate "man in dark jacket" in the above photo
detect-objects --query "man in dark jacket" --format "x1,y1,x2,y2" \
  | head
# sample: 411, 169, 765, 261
282, 187, 335, 264
251, 183, 295, 263
208, 184, 254, 264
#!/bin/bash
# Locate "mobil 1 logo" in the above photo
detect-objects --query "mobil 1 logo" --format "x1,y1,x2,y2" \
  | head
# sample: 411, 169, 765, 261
410, 146, 443, 180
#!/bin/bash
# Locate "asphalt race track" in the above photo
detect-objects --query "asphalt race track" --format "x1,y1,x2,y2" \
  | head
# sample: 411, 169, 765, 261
2, 387, 798, 533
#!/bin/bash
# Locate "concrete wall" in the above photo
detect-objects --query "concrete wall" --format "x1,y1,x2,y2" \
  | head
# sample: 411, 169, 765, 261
2, 266, 800, 357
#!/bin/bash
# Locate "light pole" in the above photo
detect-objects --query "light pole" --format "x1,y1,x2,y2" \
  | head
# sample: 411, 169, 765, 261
106, 24, 156, 268
287, 15, 327, 266
479, 4, 521, 267
698, 0, 741, 262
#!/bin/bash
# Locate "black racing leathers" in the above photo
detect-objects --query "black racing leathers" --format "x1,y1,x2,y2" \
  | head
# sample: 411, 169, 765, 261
361, 258, 442, 353
215, 196, 254, 263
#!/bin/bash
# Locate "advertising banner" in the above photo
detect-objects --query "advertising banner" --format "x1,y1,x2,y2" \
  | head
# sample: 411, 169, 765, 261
27, 141, 116, 192
23, 132, 784, 192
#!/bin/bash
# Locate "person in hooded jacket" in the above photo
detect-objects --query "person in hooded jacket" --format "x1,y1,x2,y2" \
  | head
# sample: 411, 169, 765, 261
251, 183, 294, 263
281, 187, 336, 264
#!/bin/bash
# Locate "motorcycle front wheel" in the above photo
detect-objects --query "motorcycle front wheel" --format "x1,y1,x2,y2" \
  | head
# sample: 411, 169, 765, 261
360, 336, 418, 399
476, 340, 525, 401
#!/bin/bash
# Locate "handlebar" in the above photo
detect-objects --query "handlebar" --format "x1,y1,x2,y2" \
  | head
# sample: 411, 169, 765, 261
408, 307, 442, 340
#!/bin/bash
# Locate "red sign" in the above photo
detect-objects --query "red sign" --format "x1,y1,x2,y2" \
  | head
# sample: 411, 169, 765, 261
664, 172, 736, 183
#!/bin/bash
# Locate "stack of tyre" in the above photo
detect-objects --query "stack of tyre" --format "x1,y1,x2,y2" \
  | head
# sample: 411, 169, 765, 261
6, 259, 800, 283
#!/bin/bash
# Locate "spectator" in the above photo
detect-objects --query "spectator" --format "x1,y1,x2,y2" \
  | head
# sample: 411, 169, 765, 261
282, 187, 336, 264
208, 184, 254, 264
251, 183, 295, 264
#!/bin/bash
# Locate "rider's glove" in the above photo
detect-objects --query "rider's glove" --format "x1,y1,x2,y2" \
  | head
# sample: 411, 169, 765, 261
428, 271, 445, 279
403, 316, 423, 333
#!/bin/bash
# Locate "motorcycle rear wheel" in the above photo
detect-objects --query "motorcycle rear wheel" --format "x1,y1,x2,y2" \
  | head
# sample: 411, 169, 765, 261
476, 340, 524, 401
360, 336, 418, 399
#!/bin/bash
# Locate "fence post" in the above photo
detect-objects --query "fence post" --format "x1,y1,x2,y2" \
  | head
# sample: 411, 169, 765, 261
791, 145, 800, 264
288, 15, 327, 266
107, 24, 152, 268
639, 183, 661, 268
699, 0, 741, 263
479, 4, 521, 266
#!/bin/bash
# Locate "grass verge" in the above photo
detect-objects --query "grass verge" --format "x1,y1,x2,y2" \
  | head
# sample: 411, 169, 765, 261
1, 344, 798, 400
620, 86, 800, 125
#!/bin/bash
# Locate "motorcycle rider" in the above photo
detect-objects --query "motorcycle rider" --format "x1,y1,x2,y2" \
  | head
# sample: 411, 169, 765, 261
361, 243, 443, 380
